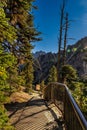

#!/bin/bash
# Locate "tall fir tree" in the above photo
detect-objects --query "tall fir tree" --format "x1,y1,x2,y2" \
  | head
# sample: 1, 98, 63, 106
0, 1, 16, 129
0, 45, 15, 129
48, 65, 57, 83
60, 64, 77, 85
5, 0, 41, 92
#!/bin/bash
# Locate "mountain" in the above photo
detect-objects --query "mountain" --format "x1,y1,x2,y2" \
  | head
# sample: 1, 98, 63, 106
33, 37, 87, 84
67, 37, 87, 78
33, 51, 46, 58
33, 52, 57, 84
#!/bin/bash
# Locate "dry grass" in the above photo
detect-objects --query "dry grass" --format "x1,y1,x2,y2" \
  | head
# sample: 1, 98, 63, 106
10, 91, 31, 103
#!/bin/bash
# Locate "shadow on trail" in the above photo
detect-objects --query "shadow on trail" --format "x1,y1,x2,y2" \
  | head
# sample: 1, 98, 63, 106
5, 97, 64, 130
5, 98, 48, 126
45, 101, 64, 130
5, 97, 34, 118
5, 97, 45, 118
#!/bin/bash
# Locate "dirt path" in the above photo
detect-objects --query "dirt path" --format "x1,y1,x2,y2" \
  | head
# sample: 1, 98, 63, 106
7, 92, 65, 130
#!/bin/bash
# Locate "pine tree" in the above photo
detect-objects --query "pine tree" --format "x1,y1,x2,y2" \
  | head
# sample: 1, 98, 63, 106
0, 45, 15, 129
61, 64, 87, 118
40, 80, 45, 92
5, 0, 41, 92
72, 81, 87, 119
48, 65, 57, 83
60, 64, 78, 89
0, 4, 17, 44
0, 2, 17, 129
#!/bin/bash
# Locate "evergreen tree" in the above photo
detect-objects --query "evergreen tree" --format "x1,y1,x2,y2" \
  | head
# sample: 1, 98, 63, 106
0, 45, 15, 129
5, 0, 41, 92
48, 65, 57, 83
60, 65, 77, 84
0, 3, 17, 44
61, 64, 87, 119
40, 80, 45, 92
0, 2, 17, 129
72, 81, 87, 119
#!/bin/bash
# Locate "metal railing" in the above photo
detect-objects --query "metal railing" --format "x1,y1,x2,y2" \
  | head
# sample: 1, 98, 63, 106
43, 82, 87, 130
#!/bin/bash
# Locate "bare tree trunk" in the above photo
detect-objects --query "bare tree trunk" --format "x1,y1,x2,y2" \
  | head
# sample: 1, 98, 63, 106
57, 1, 65, 81
63, 13, 68, 65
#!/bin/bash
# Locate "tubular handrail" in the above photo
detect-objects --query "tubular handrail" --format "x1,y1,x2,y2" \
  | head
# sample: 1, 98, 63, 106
64, 84, 87, 130
43, 82, 87, 130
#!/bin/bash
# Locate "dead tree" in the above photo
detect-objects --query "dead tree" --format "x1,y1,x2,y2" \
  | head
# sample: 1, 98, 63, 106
57, 1, 65, 81
63, 13, 68, 65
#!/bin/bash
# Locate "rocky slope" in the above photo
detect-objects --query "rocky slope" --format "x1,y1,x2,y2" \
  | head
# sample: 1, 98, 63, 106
33, 37, 87, 83
33, 52, 57, 84
67, 37, 87, 77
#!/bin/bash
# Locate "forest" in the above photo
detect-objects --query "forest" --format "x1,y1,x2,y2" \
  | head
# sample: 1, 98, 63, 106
0, 0, 41, 129
0, 0, 87, 129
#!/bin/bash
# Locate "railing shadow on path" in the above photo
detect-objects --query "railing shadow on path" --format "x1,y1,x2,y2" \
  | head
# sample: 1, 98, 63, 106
5, 97, 34, 118
43, 82, 87, 130
5, 94, 65, 130
44, 101, 64, 129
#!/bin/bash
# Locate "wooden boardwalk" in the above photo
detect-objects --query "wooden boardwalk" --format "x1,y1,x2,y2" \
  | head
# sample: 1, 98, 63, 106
8, 94, 65, 130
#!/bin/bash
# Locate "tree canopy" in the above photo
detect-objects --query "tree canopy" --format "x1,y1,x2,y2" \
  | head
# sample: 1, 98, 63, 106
48, 65, 57, 83
0, 0, 40, 128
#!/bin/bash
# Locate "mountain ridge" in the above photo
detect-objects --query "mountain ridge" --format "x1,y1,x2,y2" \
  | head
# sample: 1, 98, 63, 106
33, 37, 87, 83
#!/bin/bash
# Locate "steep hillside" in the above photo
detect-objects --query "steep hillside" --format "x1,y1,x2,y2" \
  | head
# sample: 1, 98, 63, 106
67, 37, 87, 77
33, 37, 87, 83
33, 52, 57, 84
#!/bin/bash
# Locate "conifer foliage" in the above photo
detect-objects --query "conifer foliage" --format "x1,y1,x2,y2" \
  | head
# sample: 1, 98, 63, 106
0, 2, 17, 43
0, 0, 40, 128
5, 0, 40, 92
0, 45, 15, 130
48, 65, 57, 83
0, 1, 16, 129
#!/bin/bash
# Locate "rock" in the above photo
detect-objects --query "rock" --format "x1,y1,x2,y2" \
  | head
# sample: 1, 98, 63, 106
10, 91, 31, 103
33, 37, 87, 82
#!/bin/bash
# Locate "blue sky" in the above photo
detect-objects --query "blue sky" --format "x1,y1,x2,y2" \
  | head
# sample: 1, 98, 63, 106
32, 0, 87, 53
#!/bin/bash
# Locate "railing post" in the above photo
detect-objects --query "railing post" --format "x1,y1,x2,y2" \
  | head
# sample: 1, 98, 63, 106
64, 88, 67, 129
64, 85, 87, 130
43, 82, 87, 130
